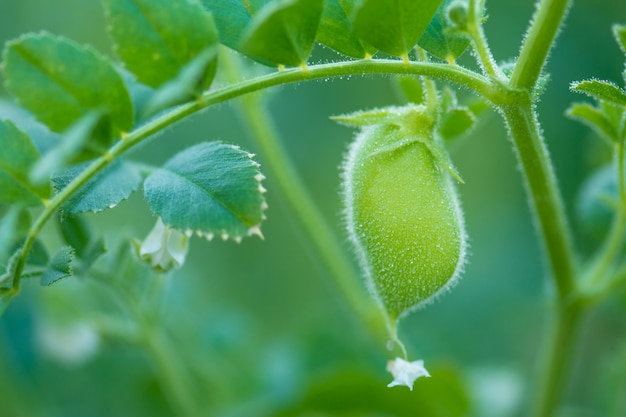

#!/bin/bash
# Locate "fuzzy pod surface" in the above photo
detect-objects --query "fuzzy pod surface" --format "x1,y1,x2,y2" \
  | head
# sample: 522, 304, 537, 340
340, 104, 467, 322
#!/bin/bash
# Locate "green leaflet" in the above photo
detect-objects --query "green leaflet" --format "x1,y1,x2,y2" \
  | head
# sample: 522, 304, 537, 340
2, 33, 133, 136
570, 79, 626, 107
566, 102, 619, 144
439, 107, 476, 140
418, 0, 470, 61
206, 0, 323, 67
59, 216, 106, 276
104, 0, 219, 89
613, 24, 626, 56
51, 159, 142, 217
0, 120, 49, 206
0, 207, 31, 261
351, 0, 443, 57
40, 246, 74, 286
316, 0, 372, 58
144, 142, 267, 240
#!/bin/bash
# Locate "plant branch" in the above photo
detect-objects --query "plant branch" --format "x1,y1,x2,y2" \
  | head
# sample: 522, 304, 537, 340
510, 0, 572, 90
7, 59, 492, 304
467, 0, 504, 79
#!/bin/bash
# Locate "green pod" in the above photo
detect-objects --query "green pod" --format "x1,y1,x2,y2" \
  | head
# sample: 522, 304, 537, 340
339, 104, 467, 323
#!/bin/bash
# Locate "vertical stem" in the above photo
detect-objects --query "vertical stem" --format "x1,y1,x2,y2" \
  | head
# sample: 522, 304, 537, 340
220, 52, 387, 341
510, 0, 573, 90
532, 305, 582, 417
502, 104, 577, 298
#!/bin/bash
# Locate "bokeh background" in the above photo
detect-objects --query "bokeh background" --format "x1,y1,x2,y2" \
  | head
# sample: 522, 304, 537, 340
1, 0, 626, 416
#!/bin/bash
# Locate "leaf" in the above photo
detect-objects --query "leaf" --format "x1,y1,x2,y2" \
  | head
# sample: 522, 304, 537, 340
351, 0, 443, 57
0, 120, 49, 205
142, 46, 218, 118
0, 207, 30, 260
0, 249, 21, 290
27, 239, 50, 267
144, 142, 267, 240
40, 246, 74, 286
570, 79, 626, 106
203, 0, 253, 51
104, 0, 219, 89
30, 110, 106, 186
316, 0, 371, 58
566, 102, 618, 144
613, 24, 626, 56
59, 216, 107, 275
2, 33, 133, 136
51, 159, 142, 217
393, 76, 425, 104
418, 0, 470, 61
439, 107, 476, 140
240, 0, 324, 67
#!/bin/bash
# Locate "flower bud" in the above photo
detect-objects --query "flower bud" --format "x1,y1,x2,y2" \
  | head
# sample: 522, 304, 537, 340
139, 218, 189, 272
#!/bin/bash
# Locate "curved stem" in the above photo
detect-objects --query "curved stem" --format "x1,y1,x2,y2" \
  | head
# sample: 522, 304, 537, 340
510, 0, 573, 90
8, 59, 491, 303
467, 0, 505, 79
220, 51, 387, 341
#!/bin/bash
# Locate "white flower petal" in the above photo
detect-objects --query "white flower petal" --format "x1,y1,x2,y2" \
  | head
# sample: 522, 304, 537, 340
140, 218, 189, 271
386, 357, 430, 390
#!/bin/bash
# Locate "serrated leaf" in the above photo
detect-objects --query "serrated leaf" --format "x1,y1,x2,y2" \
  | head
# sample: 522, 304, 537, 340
241, 0, 324, 67
142, 46, 218, 118
51, 159, 142, 217
104, 0, 219, 89
0, 120, 49, 205
418, 0, 470, 61
3, 33, 133, 137
439, 107, 476, 140
40, 246, 74, 286
59, 216, 107, 275
351, 0, 443, 57
613, 24, 626, 56
30, 110, 105, 186
566, 102, 618, 144
316, 0, 371, 58
571, 79, 626, 106
144, 142, 267, 239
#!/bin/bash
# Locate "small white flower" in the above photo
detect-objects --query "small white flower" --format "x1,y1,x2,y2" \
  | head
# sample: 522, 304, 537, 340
139, 218, 189, 272
386, 357, 431, 390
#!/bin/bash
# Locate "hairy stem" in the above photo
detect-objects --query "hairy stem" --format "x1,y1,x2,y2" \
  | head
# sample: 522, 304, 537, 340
510, 0, 573, 90
532, 304, 582, 417
7, 59, 492, 306
467, 0, 504, 79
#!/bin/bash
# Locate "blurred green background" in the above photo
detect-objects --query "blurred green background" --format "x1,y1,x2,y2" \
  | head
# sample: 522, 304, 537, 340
1, 0, 626, 416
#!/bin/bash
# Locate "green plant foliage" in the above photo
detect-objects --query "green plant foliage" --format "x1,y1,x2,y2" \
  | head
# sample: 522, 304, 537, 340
613, 24, 626, 55
0, 120, 49, 206
418, 0, 470, 61
206, 0, 323, 67
240, 0, 324, 67
2, 33, 133, 136
59, 216, 106, 276
40, 246, 74, 286
104, 0, 219, 89
393, 76, 425, 104
30, 111, 106, 185
0, 207, 30, 261
51, 159, 142, 217
142, 46, 218, 118
576, 164, 617, 240
439, 107, 476, 140
570, 79, 626, 106
351, 0, 443, 57
316, 0, 372, 58
566, 102, 619, 144
144, 142, 267, 240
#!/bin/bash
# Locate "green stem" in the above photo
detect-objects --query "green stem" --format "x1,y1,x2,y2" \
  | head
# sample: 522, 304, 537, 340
510, 0, 573, 90
532, 304, 582, 417
7, 59, 492, 304
584, 142, 626, 287
501, 104, 577, 298
467, 0, 504, 79
220, 51, 387, 340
